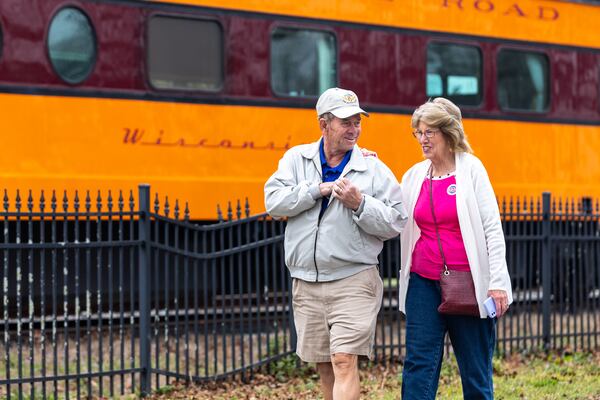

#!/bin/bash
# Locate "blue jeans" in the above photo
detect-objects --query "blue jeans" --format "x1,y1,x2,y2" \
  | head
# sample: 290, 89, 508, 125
402, 273, 496, 400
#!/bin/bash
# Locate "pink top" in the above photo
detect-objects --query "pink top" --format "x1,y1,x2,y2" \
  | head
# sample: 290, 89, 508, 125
410, 174, 471, 280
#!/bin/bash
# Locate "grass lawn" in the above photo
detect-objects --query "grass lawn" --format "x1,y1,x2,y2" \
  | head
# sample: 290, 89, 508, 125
148, 351, 600, 399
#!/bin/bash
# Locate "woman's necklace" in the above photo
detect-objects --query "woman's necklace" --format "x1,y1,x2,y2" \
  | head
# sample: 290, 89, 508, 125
429, 163, 455, 179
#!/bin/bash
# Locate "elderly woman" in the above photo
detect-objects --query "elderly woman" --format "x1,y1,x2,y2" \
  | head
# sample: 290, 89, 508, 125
399, 98, 513, 399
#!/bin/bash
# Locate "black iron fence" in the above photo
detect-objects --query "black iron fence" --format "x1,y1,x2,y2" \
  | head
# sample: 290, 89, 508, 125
1, 186, 599, 399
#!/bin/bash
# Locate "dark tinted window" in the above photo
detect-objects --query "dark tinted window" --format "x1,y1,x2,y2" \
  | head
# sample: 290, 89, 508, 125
47, 7, 96, 84
497, 50, 549, 112
0, 23, 3, 60
427, 43, 482, 106
148, 16, 223, 91
271, 28, 336, 97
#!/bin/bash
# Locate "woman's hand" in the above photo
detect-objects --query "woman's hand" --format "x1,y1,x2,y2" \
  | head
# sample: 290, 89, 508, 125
487, 289, 509, 317
360, 147, 378, 158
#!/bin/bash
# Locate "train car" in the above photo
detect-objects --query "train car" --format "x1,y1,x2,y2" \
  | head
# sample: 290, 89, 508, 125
1, 0, 600, 220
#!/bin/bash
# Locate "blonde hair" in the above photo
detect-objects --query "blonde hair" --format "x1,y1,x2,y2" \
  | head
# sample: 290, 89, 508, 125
411, 98, 473, 154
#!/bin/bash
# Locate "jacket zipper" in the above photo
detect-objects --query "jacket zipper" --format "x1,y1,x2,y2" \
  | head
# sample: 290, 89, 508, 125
313, 217, 321, 282
314, 190, 337, 282
314, 194, 334, 282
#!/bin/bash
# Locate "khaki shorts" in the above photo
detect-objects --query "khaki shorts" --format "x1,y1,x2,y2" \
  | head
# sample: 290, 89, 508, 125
292, 266, 383, 363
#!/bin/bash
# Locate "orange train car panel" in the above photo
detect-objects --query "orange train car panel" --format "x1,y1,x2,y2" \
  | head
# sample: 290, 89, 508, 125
1, 0, 599, 219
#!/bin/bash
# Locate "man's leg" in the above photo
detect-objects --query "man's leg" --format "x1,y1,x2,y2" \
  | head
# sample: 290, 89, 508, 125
317, 362, 335, 400
331, 353, 359, 400
326, 267, 382, 399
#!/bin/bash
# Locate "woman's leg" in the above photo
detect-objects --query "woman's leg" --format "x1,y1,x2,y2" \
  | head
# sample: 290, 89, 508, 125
447, 315, 496, 400
402, 273, 447, 400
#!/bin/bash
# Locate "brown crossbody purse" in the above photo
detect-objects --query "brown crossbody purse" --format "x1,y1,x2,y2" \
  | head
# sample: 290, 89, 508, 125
427, 167, 480, 317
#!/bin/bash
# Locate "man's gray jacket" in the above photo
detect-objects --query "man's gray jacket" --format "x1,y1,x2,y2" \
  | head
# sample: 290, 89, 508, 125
264, 140, 407, 282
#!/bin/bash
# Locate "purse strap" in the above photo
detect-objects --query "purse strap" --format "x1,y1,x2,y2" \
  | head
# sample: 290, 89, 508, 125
427, 165, 449, 276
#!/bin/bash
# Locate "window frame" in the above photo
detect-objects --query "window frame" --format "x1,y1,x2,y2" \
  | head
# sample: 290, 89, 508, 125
269, 24, 339, 100
425, 40, 484, 109
496, 47, 551, 114
0, 19, 3, 62
46, 6, 97, 85
145, 13, 225, 93
598, 60, 600, 114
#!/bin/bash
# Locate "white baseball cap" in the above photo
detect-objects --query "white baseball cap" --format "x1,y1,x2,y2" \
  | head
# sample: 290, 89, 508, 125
316, 87, 369, 119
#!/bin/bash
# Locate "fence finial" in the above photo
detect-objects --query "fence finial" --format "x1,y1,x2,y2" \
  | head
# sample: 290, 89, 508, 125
63, 190, 69, 212
154, 193, 159, 213
51, 190, 58, 213
3, 189, 8, 212
74, 191, 80, 213
85, 191, 91, 212
245, 197, 250, 218
15, 189, 21, 212
96, 190, 103, 212
118, 191, 124, 212
217, 204, 223, 222
39, 190, 45, 212
557, 197, 563, 214
570, 197, 575, 216
27, 190, 33, 213
129, 190, 135, 211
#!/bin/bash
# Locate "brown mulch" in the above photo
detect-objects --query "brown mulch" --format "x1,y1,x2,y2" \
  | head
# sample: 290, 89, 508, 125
148, 364, 399, 400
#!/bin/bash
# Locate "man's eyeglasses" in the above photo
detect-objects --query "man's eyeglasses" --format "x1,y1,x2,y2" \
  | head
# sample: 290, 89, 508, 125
412, 129, 440, 139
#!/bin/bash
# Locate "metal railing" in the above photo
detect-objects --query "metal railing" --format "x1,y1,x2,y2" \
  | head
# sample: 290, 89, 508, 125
499, 194, 600, 354
1, 187, 599, 399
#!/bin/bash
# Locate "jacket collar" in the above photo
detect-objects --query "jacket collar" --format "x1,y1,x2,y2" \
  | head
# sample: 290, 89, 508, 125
301, 139, 368, 175
455, 151, 466, 171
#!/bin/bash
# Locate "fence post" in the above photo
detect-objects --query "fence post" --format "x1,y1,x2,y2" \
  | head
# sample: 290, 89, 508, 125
541, 192, 551, 351
138, 184, 151, 396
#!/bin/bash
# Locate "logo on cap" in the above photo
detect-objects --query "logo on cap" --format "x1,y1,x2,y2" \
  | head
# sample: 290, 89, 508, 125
315, 87, 368, 118
342, 93, 357, 104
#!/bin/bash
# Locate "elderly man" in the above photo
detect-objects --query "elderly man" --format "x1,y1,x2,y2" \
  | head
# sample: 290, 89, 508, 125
264, 87, 407, 400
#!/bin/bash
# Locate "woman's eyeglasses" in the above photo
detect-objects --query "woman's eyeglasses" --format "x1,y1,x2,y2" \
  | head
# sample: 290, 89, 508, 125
412, 129, 439, 139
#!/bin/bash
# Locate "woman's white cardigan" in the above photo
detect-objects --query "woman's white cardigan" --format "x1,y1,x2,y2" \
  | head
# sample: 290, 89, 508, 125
399, 152, 513, 318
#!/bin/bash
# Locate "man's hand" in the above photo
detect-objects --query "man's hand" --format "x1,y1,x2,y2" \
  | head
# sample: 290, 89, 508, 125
319, 182, 334, 198
332, 178, 363, 211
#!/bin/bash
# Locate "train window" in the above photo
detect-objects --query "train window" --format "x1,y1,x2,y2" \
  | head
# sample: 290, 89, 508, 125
47, 7, 96, 84
271, 28, 336, 97
148, 16, 223, 91
0, 24, 3, 60
497, 50, 549, 112
427, 43, 482, 106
